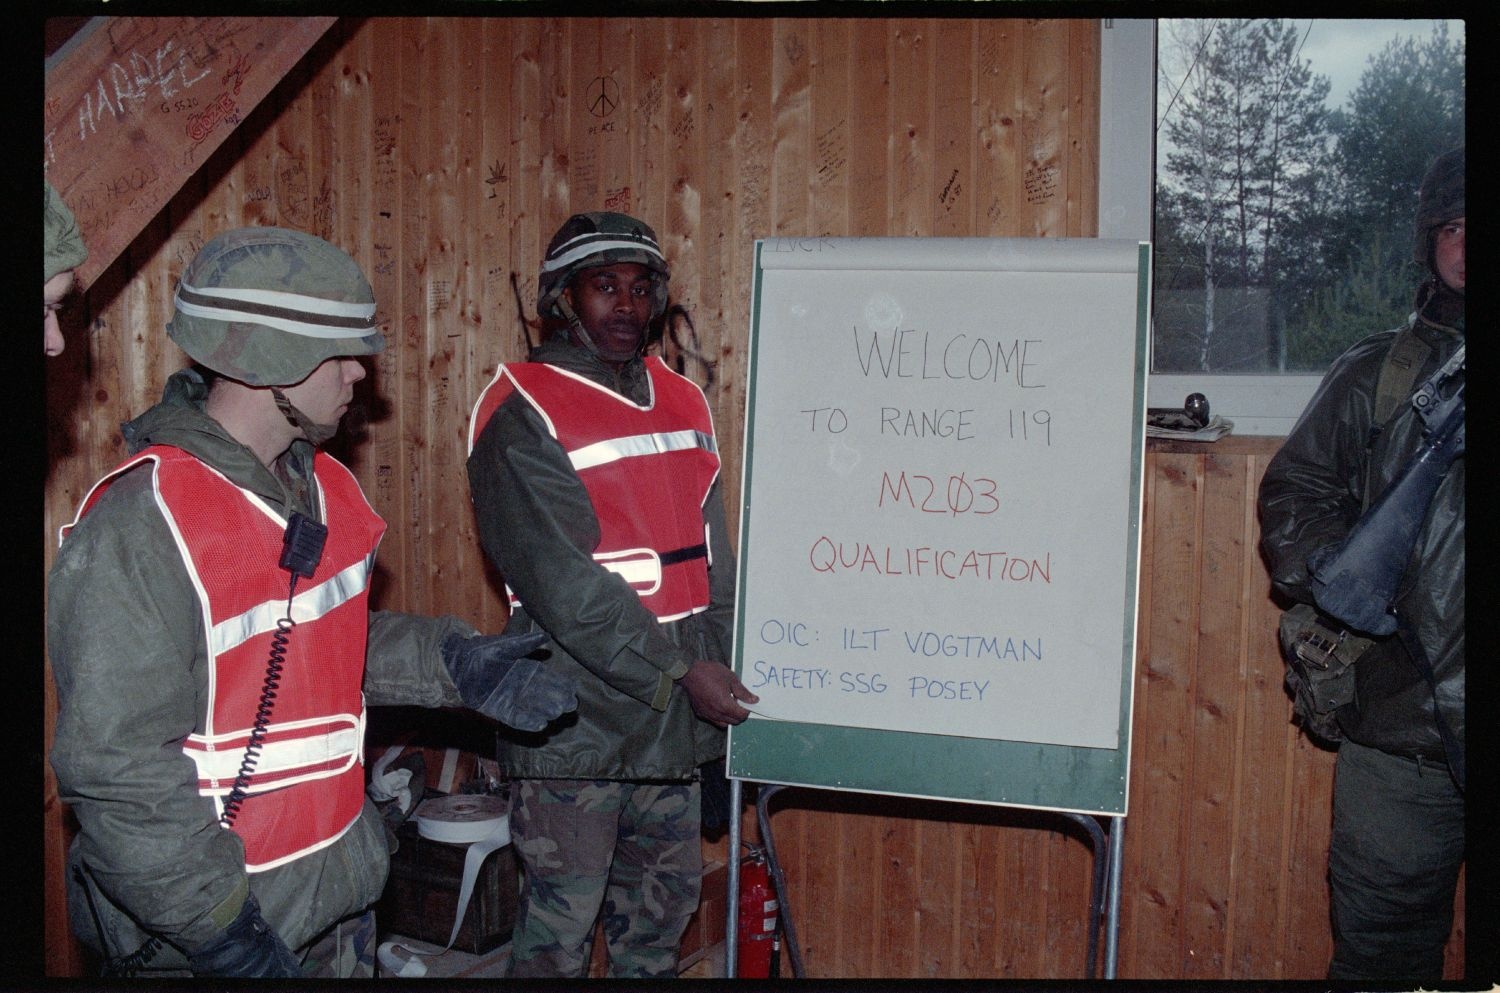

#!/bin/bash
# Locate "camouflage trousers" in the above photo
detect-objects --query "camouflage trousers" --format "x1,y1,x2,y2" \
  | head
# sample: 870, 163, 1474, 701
506, 779, 702, 979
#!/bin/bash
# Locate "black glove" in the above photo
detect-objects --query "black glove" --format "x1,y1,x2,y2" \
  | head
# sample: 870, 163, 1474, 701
441, 631, 577, 732
186, 891, 301, 978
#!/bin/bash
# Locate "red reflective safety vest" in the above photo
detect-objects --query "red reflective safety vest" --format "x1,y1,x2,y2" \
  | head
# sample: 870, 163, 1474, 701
468, 357, 721, 622
61, 445, 385, 872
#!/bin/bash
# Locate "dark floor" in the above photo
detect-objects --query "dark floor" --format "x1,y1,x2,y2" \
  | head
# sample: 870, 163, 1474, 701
375, 933, 725, 979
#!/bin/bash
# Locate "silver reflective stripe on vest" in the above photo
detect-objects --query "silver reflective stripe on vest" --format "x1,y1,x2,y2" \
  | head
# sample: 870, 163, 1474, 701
596, 547, 663, 594
209, 554, 375, 656
186, 712, 364, 792
568, 429, 717, 472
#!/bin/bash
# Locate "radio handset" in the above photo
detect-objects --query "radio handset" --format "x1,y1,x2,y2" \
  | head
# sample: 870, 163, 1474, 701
280, 512, 328, 580
219, 512, 328, 828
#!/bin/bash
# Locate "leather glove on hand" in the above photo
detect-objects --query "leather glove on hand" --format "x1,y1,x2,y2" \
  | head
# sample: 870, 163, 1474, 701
441, 631, 577, 732
186, 892, 301, 978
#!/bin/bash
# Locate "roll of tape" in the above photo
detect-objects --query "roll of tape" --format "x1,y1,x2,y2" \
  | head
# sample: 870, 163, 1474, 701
382, 793, 513, 968
414, 794, 510, 847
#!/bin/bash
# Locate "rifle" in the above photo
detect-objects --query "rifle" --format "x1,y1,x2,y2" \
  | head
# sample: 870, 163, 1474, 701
1307, 343, 1465, 636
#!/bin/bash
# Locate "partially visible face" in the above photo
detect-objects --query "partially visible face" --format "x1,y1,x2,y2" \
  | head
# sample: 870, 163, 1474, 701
563, 262, 654, 363
280, 356, 366, 435
44, 269, 75, 356
1433, 216, 1464, 294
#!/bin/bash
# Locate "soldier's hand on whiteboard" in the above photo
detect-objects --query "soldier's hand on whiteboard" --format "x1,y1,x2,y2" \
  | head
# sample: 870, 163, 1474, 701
679, 659, 759, 728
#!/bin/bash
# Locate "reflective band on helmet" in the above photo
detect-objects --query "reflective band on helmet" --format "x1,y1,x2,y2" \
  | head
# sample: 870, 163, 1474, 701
175, 283, 377, 339
541, 236, 665, 273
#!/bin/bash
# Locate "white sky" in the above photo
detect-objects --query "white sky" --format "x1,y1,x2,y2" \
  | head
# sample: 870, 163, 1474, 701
1295, 18, 1465, 108
1159, 18, 1465, 115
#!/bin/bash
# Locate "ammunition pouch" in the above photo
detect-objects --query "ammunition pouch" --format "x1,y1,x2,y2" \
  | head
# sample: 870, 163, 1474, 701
1277, 604, 1373, 746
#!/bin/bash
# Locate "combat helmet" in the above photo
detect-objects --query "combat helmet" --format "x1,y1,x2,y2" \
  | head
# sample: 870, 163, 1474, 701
536, 211, 670, 327
45, 181, 88, 282
167, 226, 384, 387
1413, 146, 1464, 271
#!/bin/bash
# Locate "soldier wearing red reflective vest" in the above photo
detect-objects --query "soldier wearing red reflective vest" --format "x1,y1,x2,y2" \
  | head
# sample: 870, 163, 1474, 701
48, 227, 575, 979
64, 444, 382, 873
467, 212, 757, 978
469, 359, 720, 623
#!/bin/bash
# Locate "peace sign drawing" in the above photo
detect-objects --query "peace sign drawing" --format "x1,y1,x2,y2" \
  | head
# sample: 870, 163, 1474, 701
588, 75, 620, 118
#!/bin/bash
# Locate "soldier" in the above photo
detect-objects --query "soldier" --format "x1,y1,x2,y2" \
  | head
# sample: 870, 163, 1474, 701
44, 181, 87, 356
49, 226, 575, 978
466, 212, 757, 978
1259, 148, 1464, 983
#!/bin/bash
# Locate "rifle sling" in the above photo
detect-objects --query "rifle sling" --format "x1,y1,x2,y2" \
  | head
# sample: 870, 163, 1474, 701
1364, 325, 1432, 512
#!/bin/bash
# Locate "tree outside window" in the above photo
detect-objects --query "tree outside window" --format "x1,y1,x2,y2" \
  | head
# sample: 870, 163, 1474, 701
1154, 19, 1464, 374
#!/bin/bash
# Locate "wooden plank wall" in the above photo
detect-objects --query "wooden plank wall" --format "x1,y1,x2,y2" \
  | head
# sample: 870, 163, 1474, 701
40, 16, 1463, 980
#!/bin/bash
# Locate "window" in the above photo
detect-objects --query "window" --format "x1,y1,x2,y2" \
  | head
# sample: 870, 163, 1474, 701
1100, 19, 1464, 434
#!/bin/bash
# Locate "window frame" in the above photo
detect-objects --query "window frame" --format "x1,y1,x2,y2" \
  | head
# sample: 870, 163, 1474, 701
1100, 19, 1321, 437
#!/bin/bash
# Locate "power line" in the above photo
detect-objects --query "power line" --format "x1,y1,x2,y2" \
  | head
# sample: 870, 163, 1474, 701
1268, 20, 1317, 120
1156, 19, 1220, 134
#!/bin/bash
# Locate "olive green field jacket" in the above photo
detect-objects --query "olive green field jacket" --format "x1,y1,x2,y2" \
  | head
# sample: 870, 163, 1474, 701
467, 337, 734, 781
48, 370, 476, 962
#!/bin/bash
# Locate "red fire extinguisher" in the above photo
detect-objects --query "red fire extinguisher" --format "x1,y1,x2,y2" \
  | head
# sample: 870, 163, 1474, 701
737, 845, 779, 978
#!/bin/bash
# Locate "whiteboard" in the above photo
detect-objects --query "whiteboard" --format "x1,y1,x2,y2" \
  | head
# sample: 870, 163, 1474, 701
728, 237, 1149, 814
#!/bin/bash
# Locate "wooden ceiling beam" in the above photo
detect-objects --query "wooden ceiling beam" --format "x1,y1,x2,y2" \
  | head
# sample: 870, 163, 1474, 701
44, 16, 336, 291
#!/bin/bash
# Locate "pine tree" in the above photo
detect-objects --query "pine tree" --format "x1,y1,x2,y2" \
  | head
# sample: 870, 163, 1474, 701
1156, 19, 1334, 372
1282, 23, 1465, 369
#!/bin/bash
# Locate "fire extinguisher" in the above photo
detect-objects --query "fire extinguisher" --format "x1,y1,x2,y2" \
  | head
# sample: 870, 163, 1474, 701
737, 844, 779, 978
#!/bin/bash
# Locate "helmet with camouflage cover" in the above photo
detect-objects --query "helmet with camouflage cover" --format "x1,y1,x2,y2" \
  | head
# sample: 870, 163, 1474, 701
1413, 146, 1463, 271
536, 211, 670, 326
45, 181, 88, 282
167, 226, 384, 387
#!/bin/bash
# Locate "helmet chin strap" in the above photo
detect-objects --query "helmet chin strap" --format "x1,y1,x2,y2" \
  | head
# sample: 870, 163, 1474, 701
554, 295, 603, 358
555, 293, 645, 360
270, 387, 340, 447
